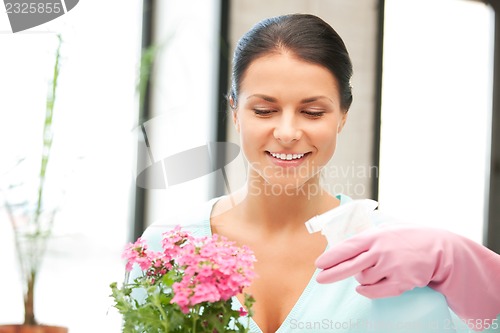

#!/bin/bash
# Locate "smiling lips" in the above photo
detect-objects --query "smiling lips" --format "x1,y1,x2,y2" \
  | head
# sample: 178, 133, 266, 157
268, 151, 309, 161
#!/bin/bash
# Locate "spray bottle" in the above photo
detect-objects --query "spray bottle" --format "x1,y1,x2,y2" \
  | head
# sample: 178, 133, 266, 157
305, 199, 458, 332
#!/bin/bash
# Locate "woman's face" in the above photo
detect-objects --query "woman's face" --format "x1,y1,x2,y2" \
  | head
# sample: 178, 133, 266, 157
233, 52, 347, 191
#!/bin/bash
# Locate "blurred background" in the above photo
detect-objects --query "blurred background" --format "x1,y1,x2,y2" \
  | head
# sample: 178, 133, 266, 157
0, 0, 498, 331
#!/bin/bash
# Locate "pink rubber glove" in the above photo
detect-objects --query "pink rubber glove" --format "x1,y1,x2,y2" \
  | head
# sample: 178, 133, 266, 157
315, 223, 500, 331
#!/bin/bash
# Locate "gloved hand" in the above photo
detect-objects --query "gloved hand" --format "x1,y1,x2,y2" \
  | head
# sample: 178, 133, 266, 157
315, 223, 500, 331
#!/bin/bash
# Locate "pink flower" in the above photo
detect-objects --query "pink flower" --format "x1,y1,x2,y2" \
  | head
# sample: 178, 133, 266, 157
239, 307, 248, 317
198, 265, 214, 278
190, 282, 221, 304
124, 225, 257, 314
168, 230, 256, 309
171, 283, 192, 314
122, 238, 151, 271
161, 225, 194, 258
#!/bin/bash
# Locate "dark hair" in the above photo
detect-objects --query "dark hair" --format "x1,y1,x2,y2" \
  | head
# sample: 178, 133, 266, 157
229, 14, 353, 111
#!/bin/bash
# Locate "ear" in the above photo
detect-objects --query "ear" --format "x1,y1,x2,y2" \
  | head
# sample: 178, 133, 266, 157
232, 110, 241, 133
337, 111, 348, 133
230, 96, 240, 133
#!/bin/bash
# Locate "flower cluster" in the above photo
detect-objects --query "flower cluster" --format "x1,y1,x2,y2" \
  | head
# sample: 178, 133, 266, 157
111, 226, 256, 333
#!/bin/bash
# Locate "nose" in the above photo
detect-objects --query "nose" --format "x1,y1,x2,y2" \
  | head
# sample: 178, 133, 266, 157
273, 113, 302, 144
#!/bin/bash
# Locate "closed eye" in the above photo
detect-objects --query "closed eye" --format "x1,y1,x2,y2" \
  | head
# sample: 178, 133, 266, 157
302, 110, 325, 118
253, 109, 275, 116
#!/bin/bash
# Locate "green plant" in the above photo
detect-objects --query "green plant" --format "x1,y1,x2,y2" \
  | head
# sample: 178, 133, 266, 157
3, 34, 63, 326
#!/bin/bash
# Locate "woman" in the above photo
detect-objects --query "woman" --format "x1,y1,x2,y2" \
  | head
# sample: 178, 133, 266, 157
142, 14, 500, 332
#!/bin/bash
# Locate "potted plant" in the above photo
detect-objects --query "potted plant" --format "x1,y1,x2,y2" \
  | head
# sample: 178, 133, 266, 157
0, 34, 68, 333
110, 226, 256, 332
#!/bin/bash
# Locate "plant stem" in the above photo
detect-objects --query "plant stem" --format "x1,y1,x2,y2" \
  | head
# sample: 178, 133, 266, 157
34, 34, 62, 232
246, 315, 250, 333
152, 295, 169, 332
191, 309, 197, 333
24, 271, 37, 325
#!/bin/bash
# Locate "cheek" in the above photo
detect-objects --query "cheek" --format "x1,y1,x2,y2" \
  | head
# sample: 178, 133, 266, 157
314, 125, 339, 156
239, 115, 272, 140
238, 121, 263, 156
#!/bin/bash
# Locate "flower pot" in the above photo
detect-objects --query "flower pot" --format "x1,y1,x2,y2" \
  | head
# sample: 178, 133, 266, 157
0, 325, 68, 333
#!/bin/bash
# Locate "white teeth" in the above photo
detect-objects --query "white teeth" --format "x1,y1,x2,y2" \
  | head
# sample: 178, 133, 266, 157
270, 152, 306, 160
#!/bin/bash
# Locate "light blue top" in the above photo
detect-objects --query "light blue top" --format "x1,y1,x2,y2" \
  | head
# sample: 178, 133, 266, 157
139, 194, 499, 333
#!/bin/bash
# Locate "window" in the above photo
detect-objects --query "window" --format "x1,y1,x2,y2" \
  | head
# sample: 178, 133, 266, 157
379, 0, 494, 243
0, 0, 142, 330
141, 0, 222, 226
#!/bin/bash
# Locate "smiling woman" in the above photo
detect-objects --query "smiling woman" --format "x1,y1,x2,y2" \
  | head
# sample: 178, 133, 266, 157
134, 12, 500, 333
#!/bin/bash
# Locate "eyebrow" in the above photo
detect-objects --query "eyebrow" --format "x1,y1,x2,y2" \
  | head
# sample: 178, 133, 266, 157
247, 94, 333, 104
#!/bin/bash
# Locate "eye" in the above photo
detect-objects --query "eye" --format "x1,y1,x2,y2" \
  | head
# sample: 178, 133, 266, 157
253, 108, 275, 116
302, 110, 325, 118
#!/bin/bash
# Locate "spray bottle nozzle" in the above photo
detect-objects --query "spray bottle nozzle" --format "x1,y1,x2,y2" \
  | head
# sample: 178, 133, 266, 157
305, 199, 378, 245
